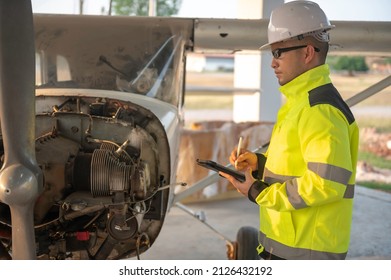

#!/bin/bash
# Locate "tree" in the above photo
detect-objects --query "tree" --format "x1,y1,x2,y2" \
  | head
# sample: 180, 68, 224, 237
111, 0, 182, 16
333, 56, 369, 76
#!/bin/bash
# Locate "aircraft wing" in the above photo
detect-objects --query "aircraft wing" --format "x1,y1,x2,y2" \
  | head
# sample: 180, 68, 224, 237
192, 19, 391, 56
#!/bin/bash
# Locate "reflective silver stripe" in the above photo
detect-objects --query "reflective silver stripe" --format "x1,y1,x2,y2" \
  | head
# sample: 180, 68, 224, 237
344, 184, 355, 199
258, 231, 347, 260
264, 168, 296, 184
264, 167, 355, 200
308, 162, 352, 186
286, 179, 307, 209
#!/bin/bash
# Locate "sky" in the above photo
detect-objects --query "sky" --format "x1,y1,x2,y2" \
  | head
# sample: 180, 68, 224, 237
31, 0, 391, 22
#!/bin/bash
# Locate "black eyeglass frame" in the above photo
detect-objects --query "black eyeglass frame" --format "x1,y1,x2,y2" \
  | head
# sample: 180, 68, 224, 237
271, 45, 320, 59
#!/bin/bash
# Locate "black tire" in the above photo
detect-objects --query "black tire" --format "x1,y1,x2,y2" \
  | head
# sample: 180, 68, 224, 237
235, 226, 260, 260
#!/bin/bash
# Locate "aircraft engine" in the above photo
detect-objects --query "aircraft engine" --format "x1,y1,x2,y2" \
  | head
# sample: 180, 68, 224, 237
0, 95, 172, 260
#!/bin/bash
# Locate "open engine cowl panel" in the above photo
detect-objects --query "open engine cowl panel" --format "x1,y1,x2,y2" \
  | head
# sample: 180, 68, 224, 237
0, 94, 171, 260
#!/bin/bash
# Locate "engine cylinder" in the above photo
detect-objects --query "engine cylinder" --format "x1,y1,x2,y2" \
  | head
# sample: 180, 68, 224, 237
90, 149, 132, 197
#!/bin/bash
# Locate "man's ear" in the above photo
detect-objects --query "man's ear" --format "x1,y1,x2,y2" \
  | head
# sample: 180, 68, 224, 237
304, 45, 317, 64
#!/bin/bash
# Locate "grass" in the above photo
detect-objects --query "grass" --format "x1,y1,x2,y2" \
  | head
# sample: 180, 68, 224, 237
356, 181, 391, 192
330, 73, 391, 106
356, 151, 391, 192
184, 95, 233, 110
356, 117, 391, 133
185, 72, 391, 108
184, 72, 234, 109
358, 151, 391, 170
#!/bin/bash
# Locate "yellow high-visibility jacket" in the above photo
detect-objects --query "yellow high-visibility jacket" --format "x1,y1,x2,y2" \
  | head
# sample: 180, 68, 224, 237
249, 64, 359, 259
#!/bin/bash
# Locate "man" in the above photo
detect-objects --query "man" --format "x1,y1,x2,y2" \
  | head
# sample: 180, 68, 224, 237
220, 1, 359, 260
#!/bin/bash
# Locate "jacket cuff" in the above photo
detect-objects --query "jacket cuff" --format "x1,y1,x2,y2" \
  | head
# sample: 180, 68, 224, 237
248, 180, 269, 203
252, 153, 267, 179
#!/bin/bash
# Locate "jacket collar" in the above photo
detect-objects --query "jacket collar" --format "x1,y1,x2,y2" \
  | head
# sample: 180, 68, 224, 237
279, 64, 332, 102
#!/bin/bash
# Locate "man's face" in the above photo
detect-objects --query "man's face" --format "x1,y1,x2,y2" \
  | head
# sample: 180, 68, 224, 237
270, 40, 309, 86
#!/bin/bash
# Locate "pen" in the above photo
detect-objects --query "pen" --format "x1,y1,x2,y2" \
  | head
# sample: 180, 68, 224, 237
237, 136, 243, 158
235, 136, 243, 168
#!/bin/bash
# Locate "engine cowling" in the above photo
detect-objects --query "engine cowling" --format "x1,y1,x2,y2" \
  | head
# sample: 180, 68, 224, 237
1, 95, 172, 260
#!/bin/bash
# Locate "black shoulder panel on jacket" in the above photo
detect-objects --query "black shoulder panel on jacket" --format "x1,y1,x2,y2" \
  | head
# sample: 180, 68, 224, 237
308, 83, 355, 125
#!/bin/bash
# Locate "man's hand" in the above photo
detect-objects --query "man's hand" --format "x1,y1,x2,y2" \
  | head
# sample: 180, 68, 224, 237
220, 167, 255, 196
230, 149, 258, 171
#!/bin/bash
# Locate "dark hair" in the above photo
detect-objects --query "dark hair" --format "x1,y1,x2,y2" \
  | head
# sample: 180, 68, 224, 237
304, 36, 329, 63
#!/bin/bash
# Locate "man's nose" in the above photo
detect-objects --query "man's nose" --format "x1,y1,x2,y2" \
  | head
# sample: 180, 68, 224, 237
271, 58, 278, 68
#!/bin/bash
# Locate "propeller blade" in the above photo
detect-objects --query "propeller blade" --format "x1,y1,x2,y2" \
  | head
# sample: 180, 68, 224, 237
0, 0, 43, 259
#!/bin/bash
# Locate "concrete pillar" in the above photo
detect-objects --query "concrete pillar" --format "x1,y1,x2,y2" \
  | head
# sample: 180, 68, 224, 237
149, 0, 156, 16
233, 0, 283, 123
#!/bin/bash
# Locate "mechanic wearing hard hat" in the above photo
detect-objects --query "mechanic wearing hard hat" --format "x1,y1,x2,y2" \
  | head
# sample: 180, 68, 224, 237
220, 1, 359, 260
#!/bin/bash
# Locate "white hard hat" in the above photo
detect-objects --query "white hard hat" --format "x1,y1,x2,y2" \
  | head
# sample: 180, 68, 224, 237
260, 1, 335, 50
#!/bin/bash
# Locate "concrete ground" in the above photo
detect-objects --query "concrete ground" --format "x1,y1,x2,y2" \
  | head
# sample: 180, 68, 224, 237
132, 185, 391, 260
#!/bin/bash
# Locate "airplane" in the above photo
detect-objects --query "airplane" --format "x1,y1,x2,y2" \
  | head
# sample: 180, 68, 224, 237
0, 0, 390, 260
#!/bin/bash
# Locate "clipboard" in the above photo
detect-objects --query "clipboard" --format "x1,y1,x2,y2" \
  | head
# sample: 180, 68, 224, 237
196, 159, 245, 182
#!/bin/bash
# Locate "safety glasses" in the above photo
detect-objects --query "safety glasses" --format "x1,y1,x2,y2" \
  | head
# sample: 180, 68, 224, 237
271, 45, 320, 59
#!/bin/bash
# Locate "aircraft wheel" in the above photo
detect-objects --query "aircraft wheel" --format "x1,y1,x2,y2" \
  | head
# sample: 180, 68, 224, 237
235, 226, 260, 260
